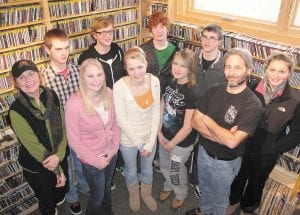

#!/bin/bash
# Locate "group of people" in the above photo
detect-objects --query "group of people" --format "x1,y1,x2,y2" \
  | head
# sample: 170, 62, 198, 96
8, 11, 300, 215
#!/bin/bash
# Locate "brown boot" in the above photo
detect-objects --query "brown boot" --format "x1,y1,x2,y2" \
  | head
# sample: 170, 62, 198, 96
127, 182, 140, 212
141, 183, 157, 211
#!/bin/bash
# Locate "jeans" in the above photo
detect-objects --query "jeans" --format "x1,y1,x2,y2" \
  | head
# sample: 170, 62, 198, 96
65, 148, 90, 203
82, 155, 117, 215
120, 144, 156, 185
198, 145, 241, 215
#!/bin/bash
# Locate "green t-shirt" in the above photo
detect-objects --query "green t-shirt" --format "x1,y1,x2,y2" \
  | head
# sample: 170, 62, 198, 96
155, 42, 176, 72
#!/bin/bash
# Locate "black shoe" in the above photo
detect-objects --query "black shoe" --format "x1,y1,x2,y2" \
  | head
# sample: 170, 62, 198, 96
185, 207, 204, 215
69, 202, 82, 215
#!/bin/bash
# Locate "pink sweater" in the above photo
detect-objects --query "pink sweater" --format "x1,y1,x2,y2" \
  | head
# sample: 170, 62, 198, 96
65, 88, 120, 167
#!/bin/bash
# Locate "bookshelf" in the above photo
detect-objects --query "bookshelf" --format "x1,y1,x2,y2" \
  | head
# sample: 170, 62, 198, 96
168, 21, 300, 214
140, 0, 169, 43
0, 130, 38, 215
0, 0, 141, 214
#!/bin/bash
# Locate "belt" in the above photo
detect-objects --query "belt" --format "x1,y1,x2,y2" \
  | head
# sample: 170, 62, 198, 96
206, 151, 236, 161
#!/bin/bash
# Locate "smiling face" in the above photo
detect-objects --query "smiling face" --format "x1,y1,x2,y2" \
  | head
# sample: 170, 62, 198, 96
46, 39, 70, 66
126, 58, 147, 83
83, 65, 105, 93
172, 55, 189, 84
15, 70, 40, 98
266, 59, 290, 91
92, 24, 114, 48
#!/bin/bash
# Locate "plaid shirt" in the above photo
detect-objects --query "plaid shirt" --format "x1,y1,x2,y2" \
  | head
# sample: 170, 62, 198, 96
41, 63, 80, 107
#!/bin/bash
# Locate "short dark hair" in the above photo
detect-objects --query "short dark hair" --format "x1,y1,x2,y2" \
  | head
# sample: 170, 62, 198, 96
201, 24, 223, 40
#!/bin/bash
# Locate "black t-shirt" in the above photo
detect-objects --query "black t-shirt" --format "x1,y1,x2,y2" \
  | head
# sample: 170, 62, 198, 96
197, 83, 262, 159
162, 81, 197, 147
202, 56, 215, 71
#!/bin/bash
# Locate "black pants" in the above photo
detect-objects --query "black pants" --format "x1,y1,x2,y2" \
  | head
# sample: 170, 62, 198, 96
229, 152, 278, 213
23, 162, 68, 215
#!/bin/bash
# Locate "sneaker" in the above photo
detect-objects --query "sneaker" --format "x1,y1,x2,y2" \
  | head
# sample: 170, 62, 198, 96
171, 199, 184, 210
69, 202, 82, 215
194, 185, 201, 199
185, 207, 205, 215
56, 197, 65, 206
111, 182, 116, 190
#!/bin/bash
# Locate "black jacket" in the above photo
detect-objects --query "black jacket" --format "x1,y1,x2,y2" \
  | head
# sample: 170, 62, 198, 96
79, 42, 126, 89
247, 79, 300, 155
140, 39, 180, 93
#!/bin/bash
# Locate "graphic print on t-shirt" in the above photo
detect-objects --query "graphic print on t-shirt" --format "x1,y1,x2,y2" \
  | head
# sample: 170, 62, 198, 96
224, 105, 238, 124
163, 85, 185, 137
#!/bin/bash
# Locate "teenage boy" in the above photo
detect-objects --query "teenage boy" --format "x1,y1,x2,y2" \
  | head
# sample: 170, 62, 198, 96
189, 24, 226, 198
41, 29, 89, 215
186, 48, 262, 215
140, 11, 180, 94
78, 16, 126, 89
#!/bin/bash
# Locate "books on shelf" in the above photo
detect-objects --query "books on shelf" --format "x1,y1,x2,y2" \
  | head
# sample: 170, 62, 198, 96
52, 8, 138, 36
0, 25, 46, 50
259, 178, 299, 215
0, 5, 42, 27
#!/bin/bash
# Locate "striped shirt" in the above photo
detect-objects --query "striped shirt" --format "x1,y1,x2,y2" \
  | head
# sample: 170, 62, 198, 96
41, 63, 80, 107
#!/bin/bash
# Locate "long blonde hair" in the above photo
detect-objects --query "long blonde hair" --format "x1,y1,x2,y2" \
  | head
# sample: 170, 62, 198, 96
79, 59, 110, 114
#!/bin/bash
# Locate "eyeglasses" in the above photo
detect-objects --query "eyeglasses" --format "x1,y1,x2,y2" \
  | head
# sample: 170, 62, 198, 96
201, 35, 219, 42
94, 30, 114, 36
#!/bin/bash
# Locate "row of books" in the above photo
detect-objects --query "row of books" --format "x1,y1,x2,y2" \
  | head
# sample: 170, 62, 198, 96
277, 154, 300, 174
0, 143, 18, 165
0, 45, 47, 72
169, 22, 300, 68
0, 25, 46, 50
0, 113, 9, 130
0, 161, 21, 178
0, 93, 15, 114
151, 3, 168, 14
286, 145, 300, 158
0, 6, 42, 27
259, 179, 299, 215
0, 172, 23, 196
52, 8, 138, 36
0, 183, 34, 212
0, 73, 11, 92
4, 196, 38, 215
49, 0, 138, 18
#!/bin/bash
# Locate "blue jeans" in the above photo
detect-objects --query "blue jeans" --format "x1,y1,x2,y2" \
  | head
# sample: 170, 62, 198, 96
197, 145, 241, 215
120, 144, 156, 185
65, 148, 90, 203
82, 155, 117, 215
